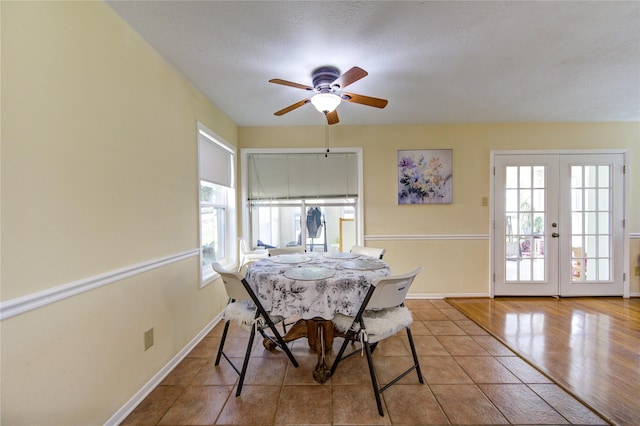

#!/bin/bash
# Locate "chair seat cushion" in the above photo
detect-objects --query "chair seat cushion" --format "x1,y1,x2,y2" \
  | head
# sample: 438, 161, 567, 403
224, 300, 283, 331
333, 306, 413, 343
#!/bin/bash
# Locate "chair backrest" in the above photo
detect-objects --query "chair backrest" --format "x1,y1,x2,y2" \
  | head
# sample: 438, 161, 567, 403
268, 246, 306, 256
350, 245, 386, 259
212, 262, 251, 301
239, 238, 256, 255
239, 238, 248, 255
366, 267, 422, 309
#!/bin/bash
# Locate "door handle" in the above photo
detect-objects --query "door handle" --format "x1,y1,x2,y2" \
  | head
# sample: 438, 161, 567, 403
552, 232, 559, 238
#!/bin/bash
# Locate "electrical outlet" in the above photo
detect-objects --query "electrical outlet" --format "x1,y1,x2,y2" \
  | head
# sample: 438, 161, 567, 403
144, 328, 154, 351
635, 266, 640, 276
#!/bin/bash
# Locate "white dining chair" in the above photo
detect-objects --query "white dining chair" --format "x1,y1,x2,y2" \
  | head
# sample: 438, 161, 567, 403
350, 245, 386, 259
211, 262, 298, 396
330, 267, 424, 416
238, 238, 269, 272
267, 246, 306, 256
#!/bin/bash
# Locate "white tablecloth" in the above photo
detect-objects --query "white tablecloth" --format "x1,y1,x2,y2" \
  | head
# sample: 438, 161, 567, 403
245, 252, 390, 320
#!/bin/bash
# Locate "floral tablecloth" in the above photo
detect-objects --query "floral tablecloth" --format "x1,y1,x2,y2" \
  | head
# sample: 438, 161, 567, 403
245, 252, 390, 320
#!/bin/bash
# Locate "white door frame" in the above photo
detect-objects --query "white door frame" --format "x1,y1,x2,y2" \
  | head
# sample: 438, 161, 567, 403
490, 149, 630, 298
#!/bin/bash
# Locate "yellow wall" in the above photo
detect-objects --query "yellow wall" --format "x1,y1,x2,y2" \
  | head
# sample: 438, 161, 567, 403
1, 1, 639, 424
1, 2, 233, 423
239, 124, 640, 295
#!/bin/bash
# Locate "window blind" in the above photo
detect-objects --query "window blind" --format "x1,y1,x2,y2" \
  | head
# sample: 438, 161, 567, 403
199, 135, 234, 188
247, 153, 357, 200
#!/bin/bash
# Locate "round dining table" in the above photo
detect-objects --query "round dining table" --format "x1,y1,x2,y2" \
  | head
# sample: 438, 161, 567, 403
245, 251, 390, 382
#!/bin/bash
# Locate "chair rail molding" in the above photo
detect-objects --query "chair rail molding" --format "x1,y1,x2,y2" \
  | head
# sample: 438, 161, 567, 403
366, 234, 490, 241
0, 249, 200, 321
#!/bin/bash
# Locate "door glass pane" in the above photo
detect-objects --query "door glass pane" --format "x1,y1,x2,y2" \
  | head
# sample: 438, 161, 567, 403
506, 189, 518, 211
584, 189, 597, 210
533, 166, 545, 187
598, 212, 609, 232
571, 166, 582, 187
585, 212, 597, 233
533, 213, 544, 235
586, 236, 597, 256
571, 212, 582, 234
598, 236, 610, 257
572, 246, 585, 280
570, 164, 612, 281
506, 167, 518, 188
533, 189, 545, 211
586, 259, 597, 280
519, 213, 531, 234
585, 166, 598, 186
519, 166, 531, 187
506, 263, 517, 280
504, 165, 546, 282
598, 166, 609, 186
533, 259, 545, 280
598, 259, 610, 280
572, 188, 583, 210
598, 189, 610, 211
572, 235, 583, 249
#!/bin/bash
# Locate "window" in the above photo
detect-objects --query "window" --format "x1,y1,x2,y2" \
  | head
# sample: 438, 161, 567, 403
198, 123, 236, 285
200, 182, 227, 265
249, 200, 357, 252
242, 149, 363, 253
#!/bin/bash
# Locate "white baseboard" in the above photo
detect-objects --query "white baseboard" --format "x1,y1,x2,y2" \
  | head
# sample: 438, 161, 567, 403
407, 293, 490, 299
409, 293, 640, 299
105, 312, 223, 426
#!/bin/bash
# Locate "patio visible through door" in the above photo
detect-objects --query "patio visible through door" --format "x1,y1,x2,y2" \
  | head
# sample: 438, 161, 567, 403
493, 152, 625, 296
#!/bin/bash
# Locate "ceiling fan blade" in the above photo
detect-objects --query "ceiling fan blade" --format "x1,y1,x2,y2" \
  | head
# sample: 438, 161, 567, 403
269, 78, 314, 91
341, 92, 388, 109
331, 67, 368, 90
274, 99, 310, 116
326, 110, 339, 125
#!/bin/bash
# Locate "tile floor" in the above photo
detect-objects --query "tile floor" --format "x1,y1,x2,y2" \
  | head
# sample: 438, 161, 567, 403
121, 299, 608, 425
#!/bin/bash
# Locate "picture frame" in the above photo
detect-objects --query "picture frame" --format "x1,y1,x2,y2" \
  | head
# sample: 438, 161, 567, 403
397, 149, 453, 204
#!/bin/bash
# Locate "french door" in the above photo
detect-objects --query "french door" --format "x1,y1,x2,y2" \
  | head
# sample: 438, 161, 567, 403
493, 153, 625, 296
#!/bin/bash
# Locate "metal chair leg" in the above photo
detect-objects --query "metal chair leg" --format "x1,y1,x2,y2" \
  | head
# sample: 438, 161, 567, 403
236, 323, 257, 397
363, 341, 384, 416
329, 330, 356, 376
406, 327, 424, 383
214, 320, 231, 366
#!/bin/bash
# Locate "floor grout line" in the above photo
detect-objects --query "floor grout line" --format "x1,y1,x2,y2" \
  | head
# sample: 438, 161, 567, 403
122, 300, 608, 425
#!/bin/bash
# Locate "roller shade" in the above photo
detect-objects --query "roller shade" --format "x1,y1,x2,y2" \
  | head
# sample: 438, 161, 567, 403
199, 135, 234, 188
248, 153, 357, 200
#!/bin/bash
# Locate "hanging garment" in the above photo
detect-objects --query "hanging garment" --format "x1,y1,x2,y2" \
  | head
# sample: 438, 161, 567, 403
306, 207, 323, 238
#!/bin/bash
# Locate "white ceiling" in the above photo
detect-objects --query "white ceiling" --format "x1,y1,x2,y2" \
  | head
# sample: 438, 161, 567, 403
107, 1, 640, 127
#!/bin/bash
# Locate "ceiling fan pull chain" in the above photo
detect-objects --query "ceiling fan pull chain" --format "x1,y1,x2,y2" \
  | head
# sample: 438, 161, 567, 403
324, 119, 330, 157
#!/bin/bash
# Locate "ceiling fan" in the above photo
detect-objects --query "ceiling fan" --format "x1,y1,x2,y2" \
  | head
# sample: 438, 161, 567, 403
269, 66, 388, 125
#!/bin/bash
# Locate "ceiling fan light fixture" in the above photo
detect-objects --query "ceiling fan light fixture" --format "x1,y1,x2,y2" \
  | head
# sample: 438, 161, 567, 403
311, 93, 341, 113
